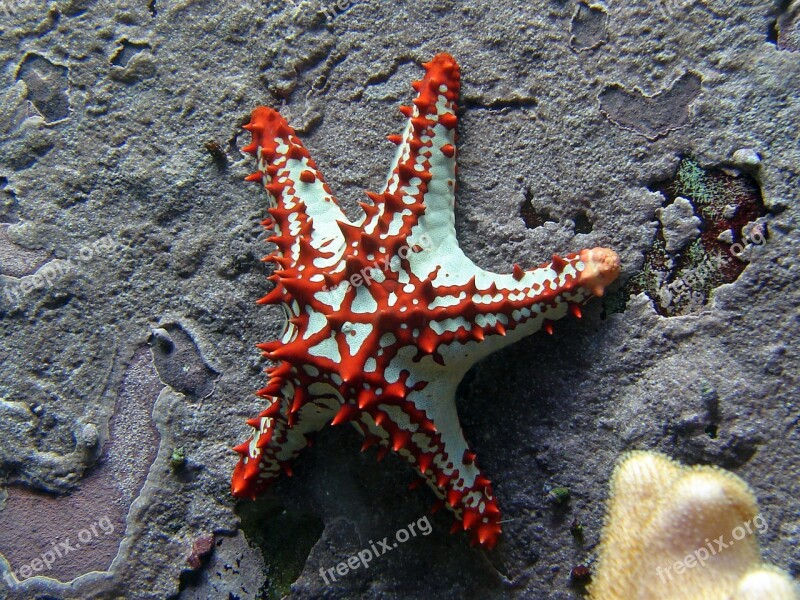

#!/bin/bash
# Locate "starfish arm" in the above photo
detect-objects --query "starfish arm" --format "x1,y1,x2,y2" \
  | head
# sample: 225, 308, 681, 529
242, 106, 352, 272
384, 244, 619, 370
232, 380, 341, 498
363, 53, 460, 253
430, 247, 621, 368
402, 385, 503, 548
339, 380, 502, 548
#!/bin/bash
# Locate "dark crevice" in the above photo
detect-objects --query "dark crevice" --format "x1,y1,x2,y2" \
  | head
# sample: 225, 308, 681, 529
768, 18, 781, 43
15, 54, 71, 123
235, 498, 324, 600
462, 96, 538, 111
519, 188, 557, 229
1, 177, 19, 224
110, 40, 151, 68
147, 0, 157, 17
41, 291, 73, 310
767, 0, 792, 44
702, 385, 720, 439
572, 210, 593, 234
228, 127, 246, 159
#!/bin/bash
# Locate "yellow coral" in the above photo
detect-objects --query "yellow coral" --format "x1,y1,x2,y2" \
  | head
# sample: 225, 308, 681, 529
589, 451, 799, 600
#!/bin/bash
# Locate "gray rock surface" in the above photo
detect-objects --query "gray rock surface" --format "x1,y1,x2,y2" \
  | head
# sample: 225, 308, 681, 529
0, 0, 797, 599
656, 196, 701, 253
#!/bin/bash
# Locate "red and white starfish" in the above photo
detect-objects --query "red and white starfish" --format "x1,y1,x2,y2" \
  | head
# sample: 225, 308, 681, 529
232, 53, 620, 549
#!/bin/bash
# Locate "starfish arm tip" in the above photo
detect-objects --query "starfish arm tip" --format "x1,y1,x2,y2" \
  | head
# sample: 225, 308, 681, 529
578, 247, 621, 298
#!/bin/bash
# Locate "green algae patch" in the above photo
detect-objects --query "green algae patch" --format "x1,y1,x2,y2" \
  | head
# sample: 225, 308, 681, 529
606, 157, 768, 317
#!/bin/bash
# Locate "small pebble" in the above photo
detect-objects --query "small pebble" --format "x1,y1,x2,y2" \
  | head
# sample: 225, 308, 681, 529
732, 148, 761, 167
717, 229, 735, 244
171, 447, 186, 470
570, 564, 592, 584
81, 423, 99, 447
151, 328, 174, 352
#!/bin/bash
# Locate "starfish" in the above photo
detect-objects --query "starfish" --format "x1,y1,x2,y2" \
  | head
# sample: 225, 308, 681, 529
232, 52, 620, 549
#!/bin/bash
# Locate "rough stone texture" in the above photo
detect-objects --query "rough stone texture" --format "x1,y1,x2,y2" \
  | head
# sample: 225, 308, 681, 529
0, 223, 51, 277
775, 0, 800, 51
0, 345, 160, 583
180, 531, 267, 599
598, 71, 702, 141
569, 2, 608, 52
0, 0, 797, 599
656, 196, 701, 253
